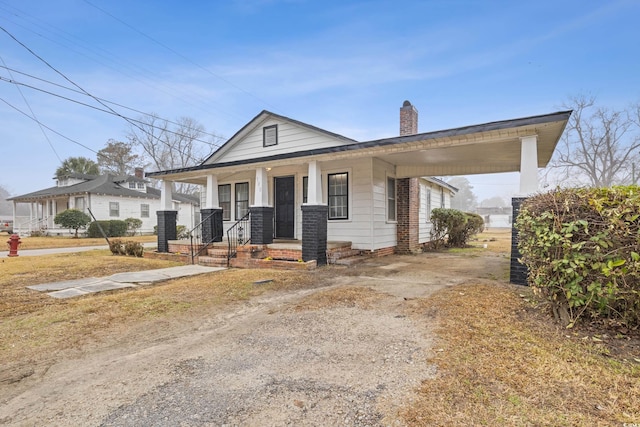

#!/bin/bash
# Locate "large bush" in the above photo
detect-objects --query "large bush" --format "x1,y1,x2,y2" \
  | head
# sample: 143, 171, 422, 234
54, 209, 91, 238
516, 186, 640, 328
87, 220, 128, 238
431, 208, 484, 248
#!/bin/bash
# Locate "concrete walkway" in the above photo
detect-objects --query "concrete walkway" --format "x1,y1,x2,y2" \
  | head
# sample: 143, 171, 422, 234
27, 265, 226, 299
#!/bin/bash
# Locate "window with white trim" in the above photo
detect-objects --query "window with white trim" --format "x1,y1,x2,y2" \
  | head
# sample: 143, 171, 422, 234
109, 202, 119, 217
235, 182, 249, 220
387, 177, 396, 221
218, 184, 231, 221
328, 172, 348, 220
141, 204, 149, 218
302, 176, 308, 204
441, 188, 445, 208
425, 188, 432, 222
128, 182, 136, 189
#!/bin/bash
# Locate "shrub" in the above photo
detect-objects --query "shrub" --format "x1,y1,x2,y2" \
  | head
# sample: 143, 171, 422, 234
516, 186, 640, 328
88, 220, 128, 238
124, 241, 144, 257
109, 239, 126, 255
431, 208, 484, 248
124, 217, 143, 236
54, 209, 91, 238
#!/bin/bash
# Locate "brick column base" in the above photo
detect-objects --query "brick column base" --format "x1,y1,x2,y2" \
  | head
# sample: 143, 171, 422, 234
510, 197, 528, 285
157, 210, 177, 253
302, 205, 328, 265
250, 206, 274, 245
201, 208, 223, 243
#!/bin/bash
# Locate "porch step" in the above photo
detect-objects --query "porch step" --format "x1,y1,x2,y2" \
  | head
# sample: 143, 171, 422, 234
327, 247, 362, 264
198, 256, 228, 267
206, 248, 229, 257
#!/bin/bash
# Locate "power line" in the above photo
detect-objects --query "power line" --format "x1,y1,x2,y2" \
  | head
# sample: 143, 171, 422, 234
82, 0, 284, 114
0, 2, 243, 123
0, 24, 211, 166
0, 64, 225, 144
0, 55, 62, 163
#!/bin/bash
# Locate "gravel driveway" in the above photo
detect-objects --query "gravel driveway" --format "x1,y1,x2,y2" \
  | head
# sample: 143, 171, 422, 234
1, 252, 505, 426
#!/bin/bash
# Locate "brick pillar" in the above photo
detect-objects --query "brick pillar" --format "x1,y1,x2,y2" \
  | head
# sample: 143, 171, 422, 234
200, 208, 223, 243
250, 206, 274, 245
396, 177, 420, 254
302, 205, 328, 265
510, 197, 528, 285
157, 210, 177, 253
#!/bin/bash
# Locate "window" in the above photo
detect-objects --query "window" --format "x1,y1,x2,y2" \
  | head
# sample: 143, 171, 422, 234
128, 182, 136, 189
74, 197, 85, 212
235, 182, 249, 220
263, 124, 278, 147
109, 202, 119, 217
302, 176, 308, 204
328, 172, 348, 220
141, 204, 149, 218
218, 184, 231, 221
425, 188, 432, 222
387, 177, 396, 221
137, 182, 145, 189
441, 188, 445, 208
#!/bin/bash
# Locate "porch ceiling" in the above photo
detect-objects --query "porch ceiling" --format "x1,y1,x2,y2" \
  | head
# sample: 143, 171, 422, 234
146, 110, 570, 183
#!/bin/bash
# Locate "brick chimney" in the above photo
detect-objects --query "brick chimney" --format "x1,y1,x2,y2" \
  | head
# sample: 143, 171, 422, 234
400, 100, 418, 136
134, 167, 144, 178
396, 100, 421, 254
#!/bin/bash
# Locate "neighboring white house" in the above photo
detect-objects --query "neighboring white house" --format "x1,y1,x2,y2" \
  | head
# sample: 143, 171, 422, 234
8, 168, 199, 236
146, 101, 570, 262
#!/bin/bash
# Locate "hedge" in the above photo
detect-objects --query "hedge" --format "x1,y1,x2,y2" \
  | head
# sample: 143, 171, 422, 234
87, 220, 128, 238
516, 186, 640, 328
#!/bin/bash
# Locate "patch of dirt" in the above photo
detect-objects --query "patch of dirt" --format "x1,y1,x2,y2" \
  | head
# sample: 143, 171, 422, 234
0, 248, 522, 426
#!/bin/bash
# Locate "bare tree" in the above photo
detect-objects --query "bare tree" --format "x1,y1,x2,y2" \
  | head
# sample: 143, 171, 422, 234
97, 139, 141, 176
127, 115, 221, 194
549, 95, 640, 187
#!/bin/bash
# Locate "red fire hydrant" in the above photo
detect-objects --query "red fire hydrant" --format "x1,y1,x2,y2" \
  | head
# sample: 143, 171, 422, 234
7, 234, 21, 257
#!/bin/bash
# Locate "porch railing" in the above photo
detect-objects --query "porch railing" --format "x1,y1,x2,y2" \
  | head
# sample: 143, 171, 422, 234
189, 211, 222, 264
16, 216, 49, 236
227, 211, 251, 266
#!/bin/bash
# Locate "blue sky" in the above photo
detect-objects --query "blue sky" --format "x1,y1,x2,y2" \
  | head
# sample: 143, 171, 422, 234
1, 0, 639, 201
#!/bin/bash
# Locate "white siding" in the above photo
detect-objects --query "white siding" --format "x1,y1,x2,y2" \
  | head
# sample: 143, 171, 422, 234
324, 158, 373, 250
418, 179, 454, 244
371, 158, 397, 250
210, 119, 353, 164
90, 194, 199, 234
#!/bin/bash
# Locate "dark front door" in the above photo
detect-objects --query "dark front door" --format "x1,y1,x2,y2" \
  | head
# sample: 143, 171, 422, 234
274, 176, 295, 239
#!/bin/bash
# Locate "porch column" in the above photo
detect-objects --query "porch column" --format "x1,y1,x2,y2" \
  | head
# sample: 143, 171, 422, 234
250, 167, 274, 244
202, 175, 223, 243
511, 135, 539, 286
302, 161, 328, 265
157, 180, 177, 253
519, 135, 538, 195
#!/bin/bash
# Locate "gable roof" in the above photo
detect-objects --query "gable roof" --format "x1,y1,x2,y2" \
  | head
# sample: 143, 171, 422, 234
146, 110, 572, 182
8, 174, 198, 205
203, 110, 358, 164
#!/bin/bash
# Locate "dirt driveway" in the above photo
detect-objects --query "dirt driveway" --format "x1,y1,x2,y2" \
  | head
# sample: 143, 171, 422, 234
0, 249, 508, 426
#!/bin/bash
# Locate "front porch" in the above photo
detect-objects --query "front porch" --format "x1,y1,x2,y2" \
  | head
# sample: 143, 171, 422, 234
164, 238, 362, 269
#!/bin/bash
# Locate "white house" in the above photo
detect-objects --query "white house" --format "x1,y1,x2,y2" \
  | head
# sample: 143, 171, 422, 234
147, 101, 570, 266
8, 168, 199, 236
